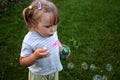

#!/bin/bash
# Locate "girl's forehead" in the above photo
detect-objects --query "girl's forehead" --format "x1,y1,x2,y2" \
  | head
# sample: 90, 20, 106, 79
41, 13, 54, 25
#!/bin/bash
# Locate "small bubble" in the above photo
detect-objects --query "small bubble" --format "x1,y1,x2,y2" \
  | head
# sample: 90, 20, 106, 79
81, 62, 88, 70
102, 75, 108, 80
67, 62, 74, 69
90, 64, 96, 70
106, 64, 112, 71
93, 74, 102, 80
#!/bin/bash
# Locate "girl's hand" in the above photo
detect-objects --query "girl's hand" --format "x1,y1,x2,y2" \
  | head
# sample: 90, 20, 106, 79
58, 41, 63, 53
59, 43, 71, 59
66, 50, 70, 58
20, 47, 50, 67
33, 48, 50, 60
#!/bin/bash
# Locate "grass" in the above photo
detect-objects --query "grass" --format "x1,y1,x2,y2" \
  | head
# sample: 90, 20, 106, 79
0, 0, 120, 80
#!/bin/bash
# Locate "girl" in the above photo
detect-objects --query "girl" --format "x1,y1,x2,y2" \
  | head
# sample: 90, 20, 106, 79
20, 0, 69, 80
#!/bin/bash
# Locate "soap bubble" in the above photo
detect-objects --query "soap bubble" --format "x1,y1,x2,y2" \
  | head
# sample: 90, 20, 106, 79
106, 64, 112, 71
90, 64, 96, 70
102, 75, 108, 80
67, 62, 74, 69
81, 62, 88, 70
93, 74, 102, 80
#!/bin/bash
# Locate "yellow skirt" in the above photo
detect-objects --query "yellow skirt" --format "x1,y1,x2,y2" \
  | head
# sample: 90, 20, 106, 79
28, 70, 59, 80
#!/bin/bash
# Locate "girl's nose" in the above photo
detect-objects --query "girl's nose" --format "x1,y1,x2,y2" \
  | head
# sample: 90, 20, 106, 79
50, 27, 56, 32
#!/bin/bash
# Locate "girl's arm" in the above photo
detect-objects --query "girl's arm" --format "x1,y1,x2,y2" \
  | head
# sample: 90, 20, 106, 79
20, 48, 50, 67
58, 40, 70, 58
58, 40, 63, 53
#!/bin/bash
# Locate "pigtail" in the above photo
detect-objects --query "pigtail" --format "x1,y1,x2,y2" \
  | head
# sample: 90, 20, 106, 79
22, 7, 34, 28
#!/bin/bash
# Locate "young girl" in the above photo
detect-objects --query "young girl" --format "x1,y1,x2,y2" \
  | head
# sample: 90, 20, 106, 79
20, 0, 69, 80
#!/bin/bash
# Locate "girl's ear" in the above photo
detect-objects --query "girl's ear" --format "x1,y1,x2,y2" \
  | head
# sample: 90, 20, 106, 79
27, 19, 36, 28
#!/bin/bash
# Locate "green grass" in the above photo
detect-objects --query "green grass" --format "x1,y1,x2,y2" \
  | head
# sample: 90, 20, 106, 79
0, 0, 120, 80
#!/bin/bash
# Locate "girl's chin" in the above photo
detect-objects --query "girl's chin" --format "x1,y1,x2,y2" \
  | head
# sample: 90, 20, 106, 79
48, 34, 53, 36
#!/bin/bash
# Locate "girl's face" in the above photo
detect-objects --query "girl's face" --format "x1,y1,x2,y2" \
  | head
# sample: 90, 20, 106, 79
35, 13, 57, 37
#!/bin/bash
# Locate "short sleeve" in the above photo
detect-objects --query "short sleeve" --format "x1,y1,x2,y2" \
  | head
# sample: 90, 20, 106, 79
20, 42, 33, 57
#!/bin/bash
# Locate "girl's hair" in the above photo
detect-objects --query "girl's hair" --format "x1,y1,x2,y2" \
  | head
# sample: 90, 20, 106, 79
22, 0, 59, 28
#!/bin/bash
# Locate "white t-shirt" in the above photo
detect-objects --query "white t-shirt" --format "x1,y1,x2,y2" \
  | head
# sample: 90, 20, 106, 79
20, 31, 63, 75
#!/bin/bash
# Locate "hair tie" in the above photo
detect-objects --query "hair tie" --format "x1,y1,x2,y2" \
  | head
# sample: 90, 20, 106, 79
38, 2, 42, 10
28, 5, 32, 10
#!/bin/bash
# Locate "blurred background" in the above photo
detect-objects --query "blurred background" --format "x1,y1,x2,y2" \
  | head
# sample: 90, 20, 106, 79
0, 0, 120, 80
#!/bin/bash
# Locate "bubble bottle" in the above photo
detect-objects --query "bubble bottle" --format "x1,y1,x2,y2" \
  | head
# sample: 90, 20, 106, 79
60, 44, 70, 60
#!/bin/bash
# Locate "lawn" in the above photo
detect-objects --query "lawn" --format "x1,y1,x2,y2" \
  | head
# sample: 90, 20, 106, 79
0, 0, 120, 80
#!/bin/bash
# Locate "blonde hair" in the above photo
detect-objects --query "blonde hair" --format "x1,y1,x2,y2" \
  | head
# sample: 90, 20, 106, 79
22, 0, 59, 29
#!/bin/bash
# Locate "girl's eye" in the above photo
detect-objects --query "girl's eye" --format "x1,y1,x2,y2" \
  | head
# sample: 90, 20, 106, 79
45, 26, 51, 28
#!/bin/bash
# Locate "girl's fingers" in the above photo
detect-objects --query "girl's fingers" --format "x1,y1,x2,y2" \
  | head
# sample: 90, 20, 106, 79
39, 50, 50, 57
66, 52, 70, 58
38, 47, 47, 52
